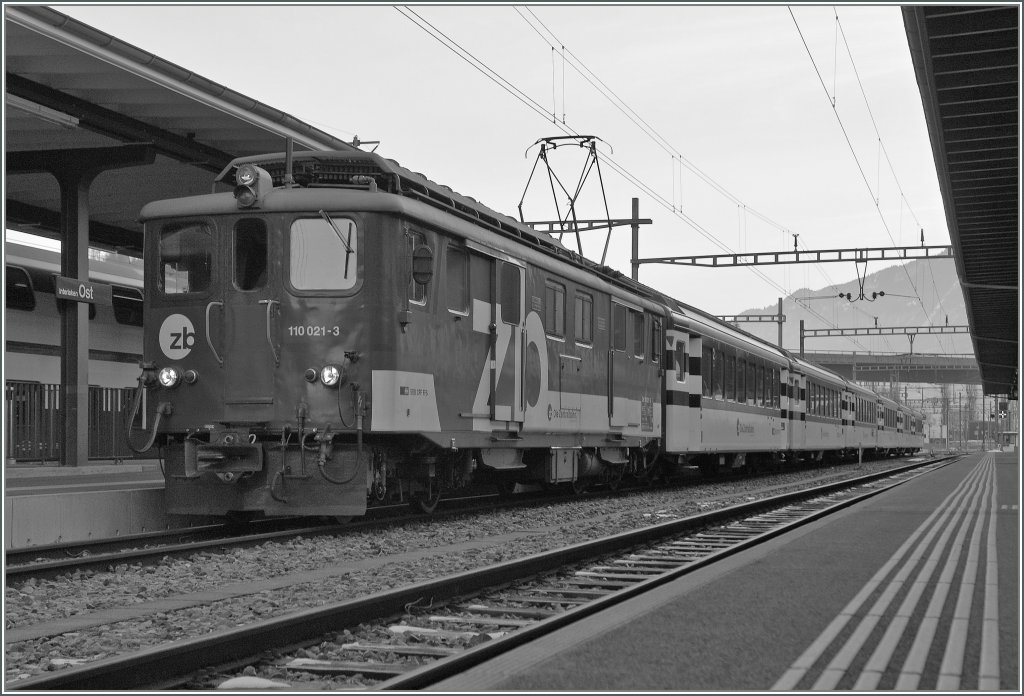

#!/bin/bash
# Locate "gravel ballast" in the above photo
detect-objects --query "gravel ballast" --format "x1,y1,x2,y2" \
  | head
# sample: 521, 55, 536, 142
3, 460, 919, 683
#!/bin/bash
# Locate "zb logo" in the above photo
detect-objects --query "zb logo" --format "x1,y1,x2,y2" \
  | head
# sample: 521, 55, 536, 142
159, 314, 196, 359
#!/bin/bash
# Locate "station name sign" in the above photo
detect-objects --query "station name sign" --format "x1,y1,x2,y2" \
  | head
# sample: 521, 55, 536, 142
54, 276, 112, 305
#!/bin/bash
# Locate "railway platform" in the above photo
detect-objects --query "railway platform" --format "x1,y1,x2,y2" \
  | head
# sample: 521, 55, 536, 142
430, 451, 1020, 691
3, 460, 206, 551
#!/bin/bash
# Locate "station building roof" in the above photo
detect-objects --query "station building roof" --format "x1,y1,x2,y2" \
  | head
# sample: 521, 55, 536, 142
903, 5, 1020, 398
4, 6, 356, 254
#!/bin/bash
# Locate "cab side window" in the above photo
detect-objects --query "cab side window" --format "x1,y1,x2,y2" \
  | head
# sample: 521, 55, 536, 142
408, 230, 429, 305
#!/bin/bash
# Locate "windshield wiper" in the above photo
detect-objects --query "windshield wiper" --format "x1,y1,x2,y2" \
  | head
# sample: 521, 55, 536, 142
318, 210, 355, 279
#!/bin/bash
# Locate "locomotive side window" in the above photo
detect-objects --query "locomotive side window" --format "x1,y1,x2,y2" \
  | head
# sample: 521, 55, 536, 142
632, 311, 644, 358
544, 280, 565, 338
446, 245, 469, 313
612, 303, 627, 352
407, 231, 429, 304
499, 261, 521, 324
290, 217, 359, 292
772, 368, 780, 407
651, 319, 663, 366
655, 319, 663, 364
574, 292, 593, 345
5, 266, 35, 310
160, 222, 212, 294
234, 219, 268, 291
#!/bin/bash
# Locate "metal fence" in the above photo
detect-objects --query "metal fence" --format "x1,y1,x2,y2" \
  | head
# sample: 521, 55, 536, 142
4, 381, 145, 463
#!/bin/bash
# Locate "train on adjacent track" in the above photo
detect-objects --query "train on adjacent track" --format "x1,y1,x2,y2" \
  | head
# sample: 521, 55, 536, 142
5, 237, 144, 389
125, 149, 926, 519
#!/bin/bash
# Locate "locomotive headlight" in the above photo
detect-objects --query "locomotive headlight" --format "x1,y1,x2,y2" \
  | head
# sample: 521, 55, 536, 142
320, 365, 342, 387
236, 164, 258, 187
183, 369, 199, 385
233, 164, 272, 209
157, 366, 181, 388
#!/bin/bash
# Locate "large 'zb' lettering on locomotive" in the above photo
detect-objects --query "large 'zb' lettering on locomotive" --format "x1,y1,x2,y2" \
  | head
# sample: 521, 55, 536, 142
470, 299, 547, 423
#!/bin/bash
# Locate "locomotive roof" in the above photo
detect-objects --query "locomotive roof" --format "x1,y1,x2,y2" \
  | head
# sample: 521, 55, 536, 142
219, 151, 573, 255
217, 150, 665, 295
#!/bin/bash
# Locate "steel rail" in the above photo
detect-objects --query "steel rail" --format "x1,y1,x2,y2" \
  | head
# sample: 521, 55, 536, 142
8, 455, 955, 691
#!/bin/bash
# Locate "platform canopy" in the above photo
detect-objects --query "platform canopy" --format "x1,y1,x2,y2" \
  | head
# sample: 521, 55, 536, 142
903, 6, 1020, 399
4, 5, 357, 254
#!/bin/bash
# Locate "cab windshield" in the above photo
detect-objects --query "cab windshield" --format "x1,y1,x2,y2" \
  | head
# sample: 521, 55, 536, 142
290, 216, 359, 291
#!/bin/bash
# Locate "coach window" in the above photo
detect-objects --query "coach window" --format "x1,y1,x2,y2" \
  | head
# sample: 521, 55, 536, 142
773, 368, 781, 407
725, 351, 736, 401
5, 266, 35, 311
544, 280, 566, 338
234, 218, 268, 290
290, 216, 359, 292
446, 244, 469, 314
632, 311, 645, 358
160, 222, 213, 294
741, 358, 749, 403
702, 345, 713, 396
713, 347, 724, 399
612, 303, 627, 352
574, 292, 593, 345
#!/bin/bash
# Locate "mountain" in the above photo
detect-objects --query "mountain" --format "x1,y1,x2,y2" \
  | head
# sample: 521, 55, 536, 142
734, 258, 973, 356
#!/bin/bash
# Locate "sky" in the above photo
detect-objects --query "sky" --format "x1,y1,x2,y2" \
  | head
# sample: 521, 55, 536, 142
54, 3, 952, 323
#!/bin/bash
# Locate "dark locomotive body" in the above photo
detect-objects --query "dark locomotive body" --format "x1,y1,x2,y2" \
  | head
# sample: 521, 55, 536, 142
138, 151, 662, 517
133, 150, 924, 520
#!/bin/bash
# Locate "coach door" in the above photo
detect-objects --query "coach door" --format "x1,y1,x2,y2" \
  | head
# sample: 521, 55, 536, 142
216, 218, 278, 414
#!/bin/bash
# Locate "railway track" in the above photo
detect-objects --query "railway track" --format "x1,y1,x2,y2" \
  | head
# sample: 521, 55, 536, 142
9, 454, 955, 691
4, 456, 910, 583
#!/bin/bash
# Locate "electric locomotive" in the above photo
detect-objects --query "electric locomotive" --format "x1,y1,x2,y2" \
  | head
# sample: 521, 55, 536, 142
129, 148, 925, 520
131, 150, 664, 518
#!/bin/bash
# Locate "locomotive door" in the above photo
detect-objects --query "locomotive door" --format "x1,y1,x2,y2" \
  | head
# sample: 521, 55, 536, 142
608, 301, 630, 427
214, 218, 278, 412
483, 257, 525, 425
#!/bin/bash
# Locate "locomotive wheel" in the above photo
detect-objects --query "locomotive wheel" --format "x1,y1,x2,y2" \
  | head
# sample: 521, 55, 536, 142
604, 465, 625, 491
495, 478, 517, 498
412, 482, 442, 514
633, 448, 659, 486
571, 476, 590, 495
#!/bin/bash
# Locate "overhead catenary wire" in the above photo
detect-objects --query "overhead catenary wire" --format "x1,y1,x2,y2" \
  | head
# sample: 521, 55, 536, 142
789, 7, 951, 354
517, 6, 879, 351
397, 5, 876, 348
835, 12, 953, 348
517, 6, 793, 236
